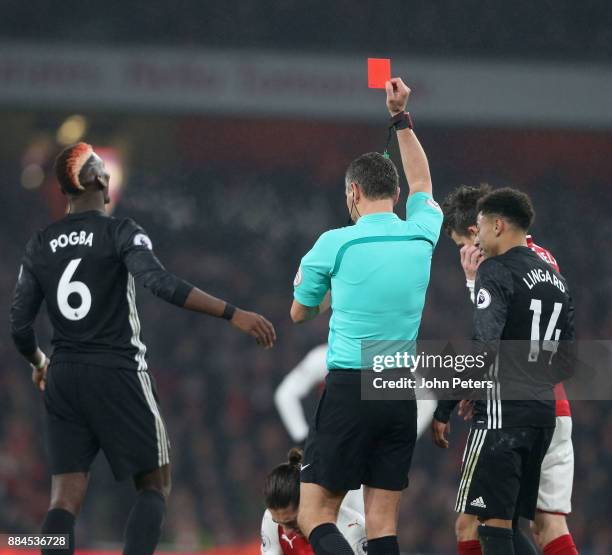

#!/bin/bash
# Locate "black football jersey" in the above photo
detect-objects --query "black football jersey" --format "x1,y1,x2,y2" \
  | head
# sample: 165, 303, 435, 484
10, 210, 193, 371
471, 246, 575, 428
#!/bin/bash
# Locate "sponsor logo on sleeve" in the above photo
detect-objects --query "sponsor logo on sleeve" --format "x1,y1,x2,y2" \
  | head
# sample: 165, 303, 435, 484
476, 288, 491, 309
427, 198, 442, 212
261, 534, 271, 551
134, 233, 153, 250
293, 266, 303, 287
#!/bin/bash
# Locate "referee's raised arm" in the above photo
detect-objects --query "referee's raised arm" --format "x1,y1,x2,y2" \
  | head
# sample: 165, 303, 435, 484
290, 78, 443, 555
385, 78, 432, 196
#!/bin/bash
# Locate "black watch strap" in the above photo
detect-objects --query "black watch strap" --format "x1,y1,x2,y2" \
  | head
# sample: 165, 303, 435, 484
222, 302, 236, 320
389, 111, 414, 131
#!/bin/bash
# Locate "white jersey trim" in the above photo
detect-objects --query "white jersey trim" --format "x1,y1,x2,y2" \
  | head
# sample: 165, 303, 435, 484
137, 371, 170, 467
127, 274, 147, 371
126, 274, 169, 467
456, 428, 488, 512
485, 355, 502, 430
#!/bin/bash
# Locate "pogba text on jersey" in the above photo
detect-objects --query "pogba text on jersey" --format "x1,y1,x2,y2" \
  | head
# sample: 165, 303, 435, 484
10, 210, 193, 372
49, 230, 94, 253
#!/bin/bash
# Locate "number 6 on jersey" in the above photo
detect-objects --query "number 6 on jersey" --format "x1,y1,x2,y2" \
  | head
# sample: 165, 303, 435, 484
57, 258, 92, 321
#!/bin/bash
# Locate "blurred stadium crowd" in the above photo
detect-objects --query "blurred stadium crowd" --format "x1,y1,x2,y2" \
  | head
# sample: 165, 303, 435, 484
2, 0, 612, 62
2, 2, 612, 552
1, 121, 611, 553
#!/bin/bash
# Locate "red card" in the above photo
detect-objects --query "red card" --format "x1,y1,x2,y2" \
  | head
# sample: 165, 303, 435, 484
368, 58, 391, 88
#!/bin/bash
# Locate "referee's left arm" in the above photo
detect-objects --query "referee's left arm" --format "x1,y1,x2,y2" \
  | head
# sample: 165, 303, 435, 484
291, 233, 333, 324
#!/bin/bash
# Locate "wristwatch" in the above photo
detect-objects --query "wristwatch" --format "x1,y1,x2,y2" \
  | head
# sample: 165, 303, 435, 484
389, 111, 414, 131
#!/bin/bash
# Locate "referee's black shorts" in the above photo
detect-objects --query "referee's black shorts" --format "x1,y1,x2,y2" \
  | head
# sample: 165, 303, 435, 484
44, 361, 171, 481
301, 370, 417, 492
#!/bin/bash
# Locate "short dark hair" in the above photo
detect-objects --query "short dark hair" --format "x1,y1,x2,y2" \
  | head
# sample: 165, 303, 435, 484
441, 184, 492, 236
263, 448, 302, 510
477, 187, 535, 231
345, 152, 399, 200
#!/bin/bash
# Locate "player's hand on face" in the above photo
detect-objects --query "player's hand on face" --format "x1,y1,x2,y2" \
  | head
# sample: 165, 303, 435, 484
31, 356, 50, 392
457, 399, 475, 421
432, 418, 451, 449
231, 309, 277, 349
460, 245, 484, 281
385, 78, 411, 116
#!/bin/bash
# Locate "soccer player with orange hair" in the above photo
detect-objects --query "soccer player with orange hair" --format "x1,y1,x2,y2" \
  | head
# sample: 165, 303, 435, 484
10, 142, 276, 555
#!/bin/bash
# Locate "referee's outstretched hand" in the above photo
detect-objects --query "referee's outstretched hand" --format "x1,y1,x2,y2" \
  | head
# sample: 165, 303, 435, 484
230, 308, 277, 349
432, 418, 451, 449
385, 77, 411, 116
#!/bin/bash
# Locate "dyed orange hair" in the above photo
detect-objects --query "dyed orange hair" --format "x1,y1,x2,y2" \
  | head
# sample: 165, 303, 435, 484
55, 142, 94, 194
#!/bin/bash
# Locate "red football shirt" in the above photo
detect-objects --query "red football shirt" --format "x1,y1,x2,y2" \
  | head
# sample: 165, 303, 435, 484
277, 528, 314, 555
526, 235, 571, 417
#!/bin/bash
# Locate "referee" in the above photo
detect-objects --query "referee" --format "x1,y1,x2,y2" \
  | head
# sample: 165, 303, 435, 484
290, 78, 443, 555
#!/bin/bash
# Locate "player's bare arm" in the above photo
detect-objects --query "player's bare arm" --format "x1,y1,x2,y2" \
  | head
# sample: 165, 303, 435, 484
385, 77, 432, 196
183, 287, 276, 348
431, 418, 451, 449
119, 217, 277, 349
290, 292, 330, 324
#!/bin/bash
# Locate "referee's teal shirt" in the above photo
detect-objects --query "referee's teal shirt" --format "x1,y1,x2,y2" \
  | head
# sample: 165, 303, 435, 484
293, 192, 443, 370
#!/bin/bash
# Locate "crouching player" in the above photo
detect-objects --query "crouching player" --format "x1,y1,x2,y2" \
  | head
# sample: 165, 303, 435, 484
261, 449, 367, 555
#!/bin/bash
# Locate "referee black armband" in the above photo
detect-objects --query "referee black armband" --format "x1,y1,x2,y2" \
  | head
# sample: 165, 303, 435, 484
222, 302, 236, 320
